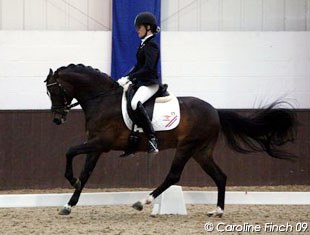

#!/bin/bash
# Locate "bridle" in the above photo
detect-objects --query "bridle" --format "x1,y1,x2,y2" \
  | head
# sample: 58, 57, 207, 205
46, 81, 78, 115
46, 79, 121, 114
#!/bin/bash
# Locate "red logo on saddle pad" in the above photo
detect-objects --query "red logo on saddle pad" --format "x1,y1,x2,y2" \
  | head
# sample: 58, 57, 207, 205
163, 113, 178, 128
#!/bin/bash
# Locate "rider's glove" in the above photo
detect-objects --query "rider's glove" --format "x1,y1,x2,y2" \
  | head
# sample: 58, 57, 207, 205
117, 76, 130, 86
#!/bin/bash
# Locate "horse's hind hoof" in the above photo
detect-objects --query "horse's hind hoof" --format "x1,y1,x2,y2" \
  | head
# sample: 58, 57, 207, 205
132, 201, 143, 211
58, 204, 72, 215
207, 207, 224, 218
207, 212, 223, 218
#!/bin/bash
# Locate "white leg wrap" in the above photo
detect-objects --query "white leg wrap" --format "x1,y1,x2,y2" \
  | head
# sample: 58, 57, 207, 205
145, 195, 154, 204
140, 195, 154, 205
63, 203, 72, 212
207, 206, 224, 217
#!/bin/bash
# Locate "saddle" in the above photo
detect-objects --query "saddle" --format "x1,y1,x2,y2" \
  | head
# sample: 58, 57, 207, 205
121, 83, 180, 132
120, 83, 180, 156
126, 84, 170, 127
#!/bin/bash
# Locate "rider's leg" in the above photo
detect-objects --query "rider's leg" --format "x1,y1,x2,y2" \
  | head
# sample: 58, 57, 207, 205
131, 85, 159, 110
136, 101, 159, 153
131, 85, 159, 154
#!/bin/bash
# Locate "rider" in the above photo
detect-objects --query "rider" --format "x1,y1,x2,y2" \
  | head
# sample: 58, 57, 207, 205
117, 12, 160, 154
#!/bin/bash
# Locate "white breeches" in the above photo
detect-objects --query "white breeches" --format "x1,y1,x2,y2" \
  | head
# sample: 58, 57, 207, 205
131, 84, 159, 110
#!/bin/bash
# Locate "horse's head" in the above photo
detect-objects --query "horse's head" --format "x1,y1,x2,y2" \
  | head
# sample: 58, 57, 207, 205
45, 68, 74, 125
45, 64, 120, 125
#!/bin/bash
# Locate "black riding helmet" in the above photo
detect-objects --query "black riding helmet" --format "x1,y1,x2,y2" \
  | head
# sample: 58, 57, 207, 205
134, 12, 160, 33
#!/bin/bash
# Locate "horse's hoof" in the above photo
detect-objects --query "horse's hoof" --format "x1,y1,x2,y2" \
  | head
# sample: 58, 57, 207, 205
58, 204, 72, 215
132, 201, 143, 211
207, 207, 224, 218
73, 179, 81, 190
207, 212, 223, 218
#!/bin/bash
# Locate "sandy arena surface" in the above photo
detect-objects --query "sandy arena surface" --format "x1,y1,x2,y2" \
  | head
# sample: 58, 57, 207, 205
0, 186, 309, 235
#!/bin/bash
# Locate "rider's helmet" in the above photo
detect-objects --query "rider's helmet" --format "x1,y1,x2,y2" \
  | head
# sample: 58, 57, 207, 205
134, 12, 160, 33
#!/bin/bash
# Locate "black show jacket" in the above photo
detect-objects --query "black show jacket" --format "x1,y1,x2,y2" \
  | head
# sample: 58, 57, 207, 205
127, 35, 160, 87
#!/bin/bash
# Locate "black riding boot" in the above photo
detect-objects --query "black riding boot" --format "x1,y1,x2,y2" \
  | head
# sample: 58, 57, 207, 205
136, 102, 159, 154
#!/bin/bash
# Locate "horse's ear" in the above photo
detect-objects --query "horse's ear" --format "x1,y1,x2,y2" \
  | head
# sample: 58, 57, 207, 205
44, 68, 53, 83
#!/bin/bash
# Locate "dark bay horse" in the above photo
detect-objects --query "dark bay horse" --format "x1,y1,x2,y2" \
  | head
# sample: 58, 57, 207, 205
45, 64, 297, 216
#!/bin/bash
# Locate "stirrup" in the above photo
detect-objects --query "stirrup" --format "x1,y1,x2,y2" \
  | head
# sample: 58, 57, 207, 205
148, 137, 159, 154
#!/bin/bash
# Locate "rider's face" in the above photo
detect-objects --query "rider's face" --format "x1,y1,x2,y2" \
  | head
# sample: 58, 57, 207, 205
136, 25, 150, 38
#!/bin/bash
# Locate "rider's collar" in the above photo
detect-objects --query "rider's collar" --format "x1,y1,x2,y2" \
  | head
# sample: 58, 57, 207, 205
141, 34, 154, 45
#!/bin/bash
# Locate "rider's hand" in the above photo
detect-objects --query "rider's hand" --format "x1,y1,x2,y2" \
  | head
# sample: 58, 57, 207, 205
117, 76, 129, 86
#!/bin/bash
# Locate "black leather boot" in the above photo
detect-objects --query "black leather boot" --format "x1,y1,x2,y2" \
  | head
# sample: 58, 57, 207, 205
136, 102, 159, 154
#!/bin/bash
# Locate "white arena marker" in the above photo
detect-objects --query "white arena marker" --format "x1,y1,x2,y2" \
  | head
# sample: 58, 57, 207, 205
152, 185, 187, 215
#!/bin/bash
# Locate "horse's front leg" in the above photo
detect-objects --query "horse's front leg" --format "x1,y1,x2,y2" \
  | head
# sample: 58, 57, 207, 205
64, 139, 102, 189
59, 153, 100, 215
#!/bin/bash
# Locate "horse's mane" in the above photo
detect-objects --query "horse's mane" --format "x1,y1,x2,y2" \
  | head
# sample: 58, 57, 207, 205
54, 64, 111, 81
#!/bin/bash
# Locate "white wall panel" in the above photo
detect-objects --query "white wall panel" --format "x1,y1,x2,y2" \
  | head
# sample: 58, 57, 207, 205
88, 0, 111, 30
161, 0, 310, 31
0, 0, 309, 31
161, 0, 179, 31
285, 0, 307, 30
222, 0, 241, 30
0, 31, 309, 109
161, 32, 310, 109
200, 0, 220, 31
0, 0, 2, 28
46, 0, 69, 30
241, 0, 263, 30
0, 31, 111, 109
263, 0, 285, 30
307, 0, 310, 30
1, 0, 24, 29
24, 0, 46, 30
178, 0, 199, 31
68, 0, 88, 30
0, 0, 111, 30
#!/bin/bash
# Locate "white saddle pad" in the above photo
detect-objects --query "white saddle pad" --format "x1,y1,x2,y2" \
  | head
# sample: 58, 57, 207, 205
121, 84, 180, 132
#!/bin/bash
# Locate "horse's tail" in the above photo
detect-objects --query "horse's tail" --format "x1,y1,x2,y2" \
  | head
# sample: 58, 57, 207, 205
218, 101, 298, 161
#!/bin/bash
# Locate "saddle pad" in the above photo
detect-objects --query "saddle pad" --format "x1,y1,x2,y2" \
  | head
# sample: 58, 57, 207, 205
121, 85, 180, 132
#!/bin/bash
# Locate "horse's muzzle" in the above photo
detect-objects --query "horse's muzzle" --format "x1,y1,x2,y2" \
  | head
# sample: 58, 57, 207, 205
53, 117, 65, 125
53, 113, 66, 125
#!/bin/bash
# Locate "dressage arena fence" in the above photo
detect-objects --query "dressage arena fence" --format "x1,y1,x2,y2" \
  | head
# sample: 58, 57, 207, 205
1, 186, 309, 209
0, 110, 309, 190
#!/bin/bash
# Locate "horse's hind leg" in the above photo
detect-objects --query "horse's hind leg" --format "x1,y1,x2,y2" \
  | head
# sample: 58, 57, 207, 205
132, 146, 193, 211
193, 145, 227, 217
59, 153, 100, 215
